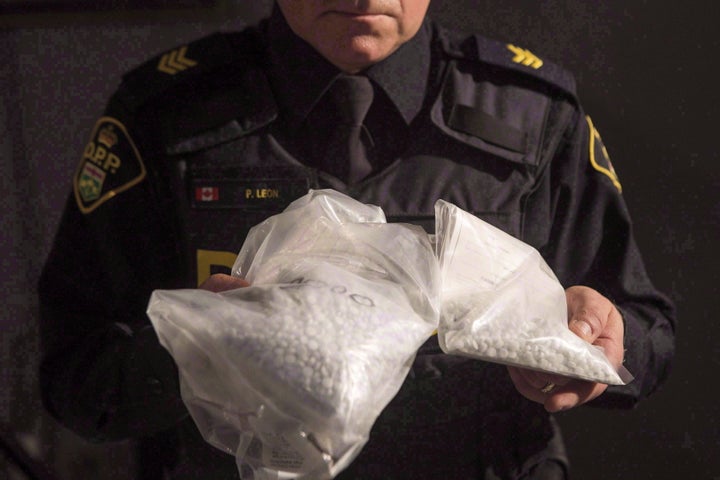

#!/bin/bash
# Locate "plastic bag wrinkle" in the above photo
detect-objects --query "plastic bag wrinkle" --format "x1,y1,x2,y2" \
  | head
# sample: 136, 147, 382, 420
148, 190, 441, 479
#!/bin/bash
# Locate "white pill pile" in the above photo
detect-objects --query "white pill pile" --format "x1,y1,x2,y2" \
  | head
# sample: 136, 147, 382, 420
218, 263, 434, 425
441, 295, 625, 384
435, 200, 629, 385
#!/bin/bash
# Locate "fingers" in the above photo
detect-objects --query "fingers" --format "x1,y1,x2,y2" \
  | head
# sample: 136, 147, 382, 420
506, 366, 571, 406
507, 367, 546, 404
198, 274, 250, 293
513, 367, 571, 391
543, 381, 608, 413
507, 287, 625, 412
507, 366, 609, 412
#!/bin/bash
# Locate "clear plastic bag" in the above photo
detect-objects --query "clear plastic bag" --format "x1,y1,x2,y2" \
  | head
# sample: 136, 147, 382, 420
434, 199, 632, 385
147, 190, 441, 479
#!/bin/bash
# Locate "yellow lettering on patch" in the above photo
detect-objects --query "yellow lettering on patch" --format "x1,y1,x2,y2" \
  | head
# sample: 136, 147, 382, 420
93, 145, 108, 165
104, 153, 121, 173
196, 249, 238, 286
255, 188, 280, 199
82, 142, 122, 173
83, 142, 96, 161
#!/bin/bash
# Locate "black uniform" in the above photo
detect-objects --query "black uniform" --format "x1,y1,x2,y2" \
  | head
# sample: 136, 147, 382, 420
38, 7, 675, 480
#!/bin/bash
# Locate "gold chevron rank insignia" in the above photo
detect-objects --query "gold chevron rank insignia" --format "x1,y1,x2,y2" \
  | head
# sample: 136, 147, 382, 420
157, 46, 198, 75
507, 44, 544, 69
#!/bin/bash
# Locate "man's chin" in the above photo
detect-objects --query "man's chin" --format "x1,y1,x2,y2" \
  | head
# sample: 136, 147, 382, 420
329, 38, 398, 72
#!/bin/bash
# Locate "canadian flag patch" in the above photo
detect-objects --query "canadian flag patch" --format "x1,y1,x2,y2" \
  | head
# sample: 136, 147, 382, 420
195, 186, 219, 202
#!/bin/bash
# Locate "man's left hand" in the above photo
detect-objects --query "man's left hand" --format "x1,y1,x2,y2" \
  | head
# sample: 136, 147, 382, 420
507, 285, 625, 412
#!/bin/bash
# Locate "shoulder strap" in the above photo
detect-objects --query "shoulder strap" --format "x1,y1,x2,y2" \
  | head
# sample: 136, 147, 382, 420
117, 28, 266, 112
438, 26, 577, 100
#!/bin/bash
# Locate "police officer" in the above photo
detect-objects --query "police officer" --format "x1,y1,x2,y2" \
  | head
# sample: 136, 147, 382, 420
38, 1, 675, 479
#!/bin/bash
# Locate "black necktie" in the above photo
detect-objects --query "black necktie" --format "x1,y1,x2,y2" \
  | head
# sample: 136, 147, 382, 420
322, 74, 375, 184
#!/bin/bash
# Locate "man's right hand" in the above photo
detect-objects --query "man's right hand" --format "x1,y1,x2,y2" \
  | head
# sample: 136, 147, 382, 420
198, 274, 250, 292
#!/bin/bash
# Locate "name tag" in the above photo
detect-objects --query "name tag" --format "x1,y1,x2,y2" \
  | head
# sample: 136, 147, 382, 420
189, 166, 314, 210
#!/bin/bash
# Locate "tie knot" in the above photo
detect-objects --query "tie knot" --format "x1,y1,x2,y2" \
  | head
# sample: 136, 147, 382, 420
326, 74, 374, 125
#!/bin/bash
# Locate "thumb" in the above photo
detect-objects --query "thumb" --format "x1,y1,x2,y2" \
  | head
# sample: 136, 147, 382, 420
568, 313, 597, 343
565, 286, 606, 343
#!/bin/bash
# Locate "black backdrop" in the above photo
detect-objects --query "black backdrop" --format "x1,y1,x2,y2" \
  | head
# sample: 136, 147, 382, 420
428, 2, 719, 478
1, 1, 717, 478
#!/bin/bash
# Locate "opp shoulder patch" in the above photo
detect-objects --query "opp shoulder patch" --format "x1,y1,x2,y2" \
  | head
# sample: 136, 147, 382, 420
74, 117, 146, 214
586, 115, 622, 193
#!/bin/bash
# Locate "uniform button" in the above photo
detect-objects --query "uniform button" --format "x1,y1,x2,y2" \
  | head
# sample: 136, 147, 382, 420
146, 377, 163, 395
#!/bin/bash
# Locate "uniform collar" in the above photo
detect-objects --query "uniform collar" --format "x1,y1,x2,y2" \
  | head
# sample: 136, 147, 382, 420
266, 5, 431, 126
364, 19, 431, 124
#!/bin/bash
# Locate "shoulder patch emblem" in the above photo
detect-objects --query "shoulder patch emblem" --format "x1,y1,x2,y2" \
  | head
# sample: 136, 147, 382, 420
74, 117, 146, 214
507, 44, 544, 70
586, 116, 622, 193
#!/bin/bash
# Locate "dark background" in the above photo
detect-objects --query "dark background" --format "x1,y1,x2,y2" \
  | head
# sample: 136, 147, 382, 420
1, 1, 717, 478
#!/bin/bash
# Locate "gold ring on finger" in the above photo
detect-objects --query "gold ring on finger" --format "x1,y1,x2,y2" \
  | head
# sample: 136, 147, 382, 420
540, 382, 556, 394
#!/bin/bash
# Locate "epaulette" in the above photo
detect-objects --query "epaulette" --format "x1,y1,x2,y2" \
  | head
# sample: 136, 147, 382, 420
117, 28, 265, 112
440, 27, 577, 100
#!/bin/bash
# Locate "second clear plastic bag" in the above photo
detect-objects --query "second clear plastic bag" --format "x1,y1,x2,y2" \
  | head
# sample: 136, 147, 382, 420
434, 199, 632, 385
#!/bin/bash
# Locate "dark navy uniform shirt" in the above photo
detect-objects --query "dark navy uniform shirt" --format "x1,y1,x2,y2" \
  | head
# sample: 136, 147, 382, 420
38, 6, 675, 480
